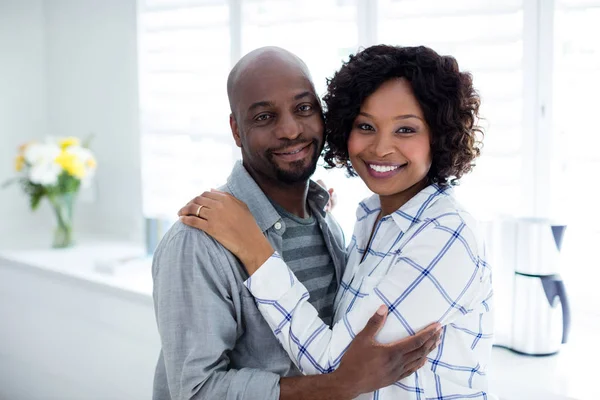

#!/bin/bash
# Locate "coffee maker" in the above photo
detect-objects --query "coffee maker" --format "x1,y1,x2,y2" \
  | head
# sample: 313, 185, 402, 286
490, 218, 571, 356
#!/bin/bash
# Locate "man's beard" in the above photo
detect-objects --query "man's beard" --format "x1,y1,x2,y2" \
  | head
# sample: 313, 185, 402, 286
266, 139, 320, 184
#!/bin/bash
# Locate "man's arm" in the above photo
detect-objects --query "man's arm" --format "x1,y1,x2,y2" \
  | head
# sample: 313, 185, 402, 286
153, 224, 281, 399
154, 223, 437, 400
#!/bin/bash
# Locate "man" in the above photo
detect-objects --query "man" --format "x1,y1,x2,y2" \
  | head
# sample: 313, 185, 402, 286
152, 46, 441, 399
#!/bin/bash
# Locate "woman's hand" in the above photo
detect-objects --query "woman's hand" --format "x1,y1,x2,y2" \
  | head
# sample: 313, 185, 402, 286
316, 179, 337, 212
178, 190, 274, 274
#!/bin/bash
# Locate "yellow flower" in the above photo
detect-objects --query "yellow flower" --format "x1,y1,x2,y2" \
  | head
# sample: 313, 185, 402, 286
55, 150, 85, 179
15, 154, 25, 172
85, 156, 97, 169
18, 141, 35, 155
59, 137, 80, 150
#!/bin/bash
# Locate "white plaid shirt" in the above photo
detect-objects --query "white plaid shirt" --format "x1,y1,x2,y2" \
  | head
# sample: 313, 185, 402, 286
245, 184, 495, 399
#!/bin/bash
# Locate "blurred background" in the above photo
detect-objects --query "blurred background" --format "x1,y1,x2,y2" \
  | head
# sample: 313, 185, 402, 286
0, 0, 598, 399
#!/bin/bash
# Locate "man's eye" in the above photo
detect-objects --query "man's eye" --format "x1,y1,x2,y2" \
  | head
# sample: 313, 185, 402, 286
255, 114, 272, 122
298, 104, 313, 112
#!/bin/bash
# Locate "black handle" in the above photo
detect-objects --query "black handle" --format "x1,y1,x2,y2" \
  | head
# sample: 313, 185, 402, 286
540, 275, 571, 344
554, 279, 571, 344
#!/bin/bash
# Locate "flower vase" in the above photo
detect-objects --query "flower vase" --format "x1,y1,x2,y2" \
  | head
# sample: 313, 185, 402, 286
49, 192, 76, 248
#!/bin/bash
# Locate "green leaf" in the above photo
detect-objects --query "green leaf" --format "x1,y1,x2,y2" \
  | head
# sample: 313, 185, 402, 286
20, 181, 48, 211
56, 172, 81, 194
30, 190, 44, 210
1, 178, 19, 189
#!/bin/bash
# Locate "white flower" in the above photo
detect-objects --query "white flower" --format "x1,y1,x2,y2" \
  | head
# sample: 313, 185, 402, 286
69, 146, 93, 165
23, 142, 60, 165
29, 162, 62, 186
23, 142, 62, 186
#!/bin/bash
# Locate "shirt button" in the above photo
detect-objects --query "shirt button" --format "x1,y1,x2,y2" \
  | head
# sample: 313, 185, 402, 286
274, 222, 282, 230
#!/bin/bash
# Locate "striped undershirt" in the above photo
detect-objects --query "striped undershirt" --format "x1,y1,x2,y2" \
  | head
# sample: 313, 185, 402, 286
271, 202, 337, 327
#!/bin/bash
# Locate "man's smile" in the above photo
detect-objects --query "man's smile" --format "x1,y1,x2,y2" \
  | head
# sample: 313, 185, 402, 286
271, 142, 313, 162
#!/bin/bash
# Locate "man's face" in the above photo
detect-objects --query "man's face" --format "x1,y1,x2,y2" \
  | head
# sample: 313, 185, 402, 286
231, 63, 324, 185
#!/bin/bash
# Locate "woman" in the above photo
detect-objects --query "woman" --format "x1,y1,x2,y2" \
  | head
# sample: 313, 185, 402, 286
182, 45, 493, 399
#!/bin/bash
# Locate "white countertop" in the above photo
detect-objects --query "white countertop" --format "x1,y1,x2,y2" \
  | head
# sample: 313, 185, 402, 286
0, 238, 152, 298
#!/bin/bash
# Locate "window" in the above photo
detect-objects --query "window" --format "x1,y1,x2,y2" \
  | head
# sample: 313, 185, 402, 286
552, 0, 600, 317
552, 0, 600, 228
316, 0, 528, 236
138, 0, 234, 220
376, 0, 526, 219
241, 0, 358, 96
138, 0, 595, 245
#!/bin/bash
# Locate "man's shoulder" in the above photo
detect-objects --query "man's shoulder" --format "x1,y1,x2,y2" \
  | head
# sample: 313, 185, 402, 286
156, 179, 231, 251
152, 220, 234, 281
158, 220, 213, 249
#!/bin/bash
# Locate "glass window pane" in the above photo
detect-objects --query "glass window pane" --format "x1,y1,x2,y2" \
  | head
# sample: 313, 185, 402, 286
241, 0, 359, 96
378, 0, 525, 218
552, 0, 600, 317
139, 0, 233, 218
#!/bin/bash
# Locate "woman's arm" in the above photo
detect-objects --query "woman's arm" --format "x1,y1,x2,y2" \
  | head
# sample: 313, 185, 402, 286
243, 214, 488, 375
180, 193, 485, 376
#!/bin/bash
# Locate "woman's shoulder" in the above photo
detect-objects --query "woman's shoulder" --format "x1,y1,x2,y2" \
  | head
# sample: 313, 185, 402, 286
353, 193, 381, 221
421, 189, 482, 236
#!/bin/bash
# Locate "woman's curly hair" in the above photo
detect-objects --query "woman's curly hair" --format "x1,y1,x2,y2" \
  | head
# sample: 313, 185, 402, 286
323, 45, 483, 186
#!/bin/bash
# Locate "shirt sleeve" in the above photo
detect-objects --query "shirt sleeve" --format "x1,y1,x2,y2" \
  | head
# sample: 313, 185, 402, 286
153, 223, 280, 399
244, 215, 486, 375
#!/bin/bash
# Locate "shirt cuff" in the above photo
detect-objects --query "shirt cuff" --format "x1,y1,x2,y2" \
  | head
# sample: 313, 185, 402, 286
244, 252, 297, 300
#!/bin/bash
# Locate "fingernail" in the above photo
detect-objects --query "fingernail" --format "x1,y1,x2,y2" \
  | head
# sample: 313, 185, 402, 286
376, 305, 387, 316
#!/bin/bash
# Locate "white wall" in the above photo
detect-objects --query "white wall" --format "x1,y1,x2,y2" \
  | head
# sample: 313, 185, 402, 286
0, 0, 52, 239
44, 0, 143, 243
0, 3, 154, 398
0, 0, 143, 244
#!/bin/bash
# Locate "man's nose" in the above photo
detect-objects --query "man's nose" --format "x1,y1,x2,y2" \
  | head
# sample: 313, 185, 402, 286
275, 112, 302, 140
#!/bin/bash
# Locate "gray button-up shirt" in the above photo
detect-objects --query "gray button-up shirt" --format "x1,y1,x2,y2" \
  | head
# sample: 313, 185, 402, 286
152, 161, 346, 400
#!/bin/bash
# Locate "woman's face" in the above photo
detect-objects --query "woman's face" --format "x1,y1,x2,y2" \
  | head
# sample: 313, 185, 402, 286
347, 78, 432, 199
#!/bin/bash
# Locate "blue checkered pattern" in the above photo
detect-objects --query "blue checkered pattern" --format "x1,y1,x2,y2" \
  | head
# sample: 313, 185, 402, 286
244, 185, 495, 399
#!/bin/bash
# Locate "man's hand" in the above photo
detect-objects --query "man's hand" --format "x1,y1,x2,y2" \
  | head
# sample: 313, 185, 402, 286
333, 305, 442, 398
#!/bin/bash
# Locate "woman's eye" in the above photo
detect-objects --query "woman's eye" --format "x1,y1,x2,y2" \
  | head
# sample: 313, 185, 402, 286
357, 123, 374, 131
396, 127, 415, 134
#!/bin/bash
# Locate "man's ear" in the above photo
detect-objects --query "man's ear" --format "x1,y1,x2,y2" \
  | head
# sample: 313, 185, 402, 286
230, 114, 242, 148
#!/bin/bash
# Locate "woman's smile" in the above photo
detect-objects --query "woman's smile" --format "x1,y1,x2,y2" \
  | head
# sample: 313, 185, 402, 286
364, 161, 408, 179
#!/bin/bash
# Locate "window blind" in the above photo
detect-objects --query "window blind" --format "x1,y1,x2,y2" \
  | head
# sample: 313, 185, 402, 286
139, 0, 234, 219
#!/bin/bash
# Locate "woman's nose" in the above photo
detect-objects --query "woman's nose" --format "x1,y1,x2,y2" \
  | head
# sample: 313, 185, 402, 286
372, 133, 394, 158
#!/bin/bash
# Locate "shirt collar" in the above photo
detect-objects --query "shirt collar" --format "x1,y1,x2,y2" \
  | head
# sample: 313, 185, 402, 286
356, 183, 452, 233
226, 161, 330, 233
307, 180, 330, 218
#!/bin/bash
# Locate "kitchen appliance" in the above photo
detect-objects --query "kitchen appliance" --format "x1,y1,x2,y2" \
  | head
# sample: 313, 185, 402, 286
491, 218, 571, 356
